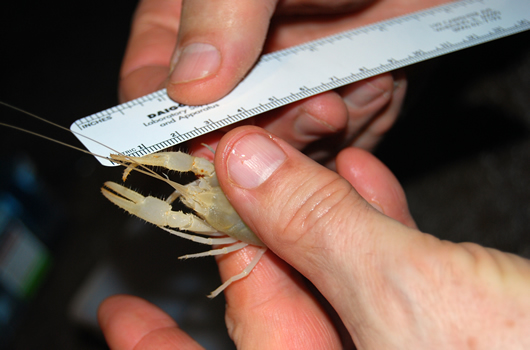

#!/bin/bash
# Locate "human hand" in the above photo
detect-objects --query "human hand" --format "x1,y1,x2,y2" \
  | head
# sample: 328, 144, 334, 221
99, 126, 530, 349
119, 0, 450, 164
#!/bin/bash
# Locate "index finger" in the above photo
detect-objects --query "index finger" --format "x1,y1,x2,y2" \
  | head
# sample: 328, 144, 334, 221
98, 294, 205, 349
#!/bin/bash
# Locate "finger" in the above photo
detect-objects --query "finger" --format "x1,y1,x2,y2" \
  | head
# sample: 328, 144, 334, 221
346, 70, 407, 150
336, 147, 417, 228
336, 71, 406, 151
214, 126, 423, 339
214, 247, 343, 348
98, 294, 204, 350
167, 0, 277, 105
266, 0, 452, 51
255, 91, 349, 150
119, 0, 181, 102
249, 72, 404, 164
276, 0, 375, 14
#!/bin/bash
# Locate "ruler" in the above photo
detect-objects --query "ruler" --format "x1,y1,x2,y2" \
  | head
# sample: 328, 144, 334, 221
71, 0, 530, 166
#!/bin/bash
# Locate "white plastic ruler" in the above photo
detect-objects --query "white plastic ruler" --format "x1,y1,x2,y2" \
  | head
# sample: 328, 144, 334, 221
71, 0, 530, 166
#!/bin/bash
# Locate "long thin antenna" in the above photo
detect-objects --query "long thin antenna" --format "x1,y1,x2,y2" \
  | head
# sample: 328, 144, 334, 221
0, 122, 108, 160
1, 101, 124, 157
0, 101, 176, 186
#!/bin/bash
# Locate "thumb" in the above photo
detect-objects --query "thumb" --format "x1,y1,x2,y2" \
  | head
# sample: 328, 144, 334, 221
214, 126, 422, 332
168, 0, 276, 105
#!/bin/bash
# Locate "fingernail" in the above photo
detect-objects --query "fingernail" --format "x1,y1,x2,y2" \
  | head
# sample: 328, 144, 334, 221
170, 43, 221, 84
344, 81, 387, 108
227, 133, 286, 189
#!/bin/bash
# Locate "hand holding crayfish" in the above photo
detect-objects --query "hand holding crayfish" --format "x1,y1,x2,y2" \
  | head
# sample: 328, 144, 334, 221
99, 126, 530, 349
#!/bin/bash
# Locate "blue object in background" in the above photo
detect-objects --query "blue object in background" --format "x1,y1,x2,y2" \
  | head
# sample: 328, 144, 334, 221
0, 154, 64, 343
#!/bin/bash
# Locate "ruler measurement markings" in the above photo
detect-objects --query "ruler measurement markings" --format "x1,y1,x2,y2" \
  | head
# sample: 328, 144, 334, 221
72, 0, 530, 166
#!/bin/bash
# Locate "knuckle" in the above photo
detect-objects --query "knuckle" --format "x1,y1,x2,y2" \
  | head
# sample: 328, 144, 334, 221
277, 172, 366, 251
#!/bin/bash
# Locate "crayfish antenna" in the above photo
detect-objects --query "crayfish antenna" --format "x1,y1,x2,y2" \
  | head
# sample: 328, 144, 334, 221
201, 143, 216, 154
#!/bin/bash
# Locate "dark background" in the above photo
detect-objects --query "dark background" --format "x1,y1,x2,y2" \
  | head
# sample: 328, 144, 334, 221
1, 1, 529, 349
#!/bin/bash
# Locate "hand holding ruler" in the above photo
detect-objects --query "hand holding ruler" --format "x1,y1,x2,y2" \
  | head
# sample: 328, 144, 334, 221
71, 0, 530, 166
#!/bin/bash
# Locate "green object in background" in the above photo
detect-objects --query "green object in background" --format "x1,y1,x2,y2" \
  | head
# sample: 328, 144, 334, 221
0, 212, 52, 300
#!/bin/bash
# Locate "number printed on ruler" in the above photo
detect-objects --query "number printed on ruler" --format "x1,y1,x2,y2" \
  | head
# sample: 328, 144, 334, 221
71, 0, 530, 166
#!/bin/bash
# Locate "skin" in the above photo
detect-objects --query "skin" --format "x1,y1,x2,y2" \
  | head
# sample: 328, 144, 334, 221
98, 0, 530, 348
